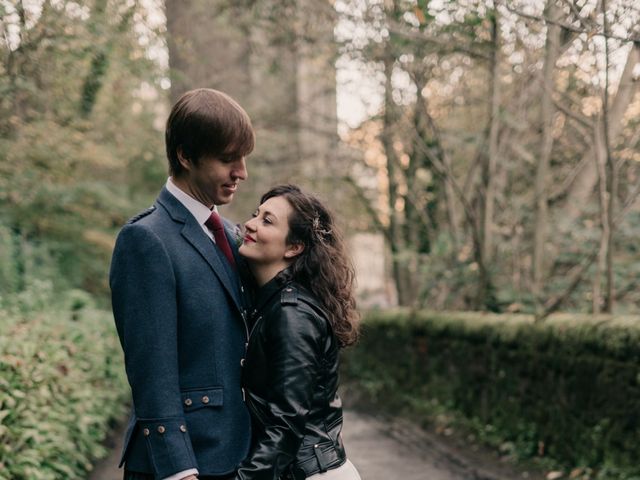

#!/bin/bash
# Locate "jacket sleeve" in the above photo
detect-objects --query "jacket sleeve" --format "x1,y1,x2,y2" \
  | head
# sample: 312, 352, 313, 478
110, 223, 198, 477
236, 305, 326, 480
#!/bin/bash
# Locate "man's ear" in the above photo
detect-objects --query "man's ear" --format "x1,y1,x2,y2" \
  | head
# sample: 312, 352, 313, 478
284, 243, 304, 259
177, 147, 192, 171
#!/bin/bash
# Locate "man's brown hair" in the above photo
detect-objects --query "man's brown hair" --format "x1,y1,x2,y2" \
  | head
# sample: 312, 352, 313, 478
165, 88, 255, 176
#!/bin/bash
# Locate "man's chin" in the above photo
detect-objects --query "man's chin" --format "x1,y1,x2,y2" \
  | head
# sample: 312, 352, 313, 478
214, 193, 234, 205
221, 184, 239, 199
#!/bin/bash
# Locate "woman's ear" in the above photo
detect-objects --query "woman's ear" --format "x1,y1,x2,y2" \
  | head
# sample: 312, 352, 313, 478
284, 243, 304, 259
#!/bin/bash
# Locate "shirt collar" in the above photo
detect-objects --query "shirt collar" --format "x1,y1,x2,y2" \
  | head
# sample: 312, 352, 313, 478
166, 177, 218, 226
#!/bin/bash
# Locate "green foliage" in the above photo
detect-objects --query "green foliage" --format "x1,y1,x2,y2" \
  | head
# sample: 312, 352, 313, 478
0, 0, 167, 299
343, 310, 640, 479
0, 294, 127, 480
0, 4, 165, 473
0, 222, 66, 304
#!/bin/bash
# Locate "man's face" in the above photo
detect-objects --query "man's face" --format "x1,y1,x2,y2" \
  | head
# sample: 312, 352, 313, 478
181, 153, 248, 207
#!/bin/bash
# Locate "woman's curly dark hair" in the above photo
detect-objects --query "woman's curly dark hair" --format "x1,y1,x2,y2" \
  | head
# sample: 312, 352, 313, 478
261, 185, 360, 347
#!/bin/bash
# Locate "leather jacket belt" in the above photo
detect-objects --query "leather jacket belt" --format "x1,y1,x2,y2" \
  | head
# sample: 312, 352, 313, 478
282, 443, 346, 480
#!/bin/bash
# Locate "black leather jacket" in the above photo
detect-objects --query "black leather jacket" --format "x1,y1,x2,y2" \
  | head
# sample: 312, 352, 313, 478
235, 274, 347, 480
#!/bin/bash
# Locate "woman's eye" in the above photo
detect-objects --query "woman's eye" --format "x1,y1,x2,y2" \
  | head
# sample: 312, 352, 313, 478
251, 210, 259, 218
263, 217, 272, 225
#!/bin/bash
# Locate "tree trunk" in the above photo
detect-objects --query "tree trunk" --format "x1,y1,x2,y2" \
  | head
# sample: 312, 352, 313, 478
79, 0, 108, 117
411, 94, 497, 310
165, 0, 252, 103
561, 44, 640, 221
592, 119, 609, 314
602, 0, 616, 313
381, 34, 416, 306
470, 3, 501, 311
533, 0, 562, 309
295, 0, 340, 198
164, 0, 338, 218
415, 90, 461, 251
481, 5, 501, 266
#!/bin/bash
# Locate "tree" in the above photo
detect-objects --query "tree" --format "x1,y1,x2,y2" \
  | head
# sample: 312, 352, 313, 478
339, 0, 640, 313
164, 0, 341, 220
0, 0, 167, 297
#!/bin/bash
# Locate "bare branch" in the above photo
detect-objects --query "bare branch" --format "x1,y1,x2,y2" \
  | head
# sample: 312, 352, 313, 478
552, 98, 591, 130
559, 0, 594, 30
538, 248, 599, 321
504, 3, 640, 44
538, 172, 640, 321
342, 175, 392, 244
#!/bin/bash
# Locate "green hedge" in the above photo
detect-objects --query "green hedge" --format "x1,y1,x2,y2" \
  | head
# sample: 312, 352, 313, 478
342, 310, 640, 479
0, 296, 128, 480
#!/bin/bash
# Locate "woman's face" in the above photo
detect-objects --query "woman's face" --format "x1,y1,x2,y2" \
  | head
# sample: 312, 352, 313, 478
239, 195, 302, 269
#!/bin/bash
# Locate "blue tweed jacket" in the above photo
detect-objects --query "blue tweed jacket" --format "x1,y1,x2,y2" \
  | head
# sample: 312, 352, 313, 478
109, 187, 251, 478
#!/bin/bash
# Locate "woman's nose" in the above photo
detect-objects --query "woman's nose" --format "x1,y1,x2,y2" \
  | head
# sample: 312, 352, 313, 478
244, 217, 256, 232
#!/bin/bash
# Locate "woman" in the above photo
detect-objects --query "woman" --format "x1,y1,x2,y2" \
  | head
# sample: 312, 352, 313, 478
236, 185, 361, 480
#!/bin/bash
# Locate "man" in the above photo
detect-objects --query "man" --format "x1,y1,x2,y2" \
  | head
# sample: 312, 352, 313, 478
110, 89, 254, 480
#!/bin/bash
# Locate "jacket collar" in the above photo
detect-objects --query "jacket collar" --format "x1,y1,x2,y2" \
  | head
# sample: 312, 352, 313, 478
165, 177, 216, 228
252, 270, 291, 315
156, 187, 243, 312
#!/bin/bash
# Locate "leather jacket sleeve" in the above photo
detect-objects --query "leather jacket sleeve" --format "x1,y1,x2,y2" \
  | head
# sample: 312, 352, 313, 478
236, 304, 327, 480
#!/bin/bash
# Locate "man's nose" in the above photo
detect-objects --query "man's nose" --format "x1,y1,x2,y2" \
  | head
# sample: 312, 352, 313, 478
231, 158, 247, 180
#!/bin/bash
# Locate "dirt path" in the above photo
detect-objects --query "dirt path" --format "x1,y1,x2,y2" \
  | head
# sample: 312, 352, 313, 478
89, 410, 542, 480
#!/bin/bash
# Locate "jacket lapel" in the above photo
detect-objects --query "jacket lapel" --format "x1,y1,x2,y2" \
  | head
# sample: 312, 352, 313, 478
222, 219, 255, 312
156, 188, 243, 313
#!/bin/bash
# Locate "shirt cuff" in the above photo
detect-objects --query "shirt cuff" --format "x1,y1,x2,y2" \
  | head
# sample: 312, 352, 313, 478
162, 468, 199, 480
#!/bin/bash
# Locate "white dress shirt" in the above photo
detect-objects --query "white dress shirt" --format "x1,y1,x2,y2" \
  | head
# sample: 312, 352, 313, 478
166, 177, 219, 242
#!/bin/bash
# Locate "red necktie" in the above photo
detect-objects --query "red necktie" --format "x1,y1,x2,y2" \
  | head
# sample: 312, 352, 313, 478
205, 211, 236, 269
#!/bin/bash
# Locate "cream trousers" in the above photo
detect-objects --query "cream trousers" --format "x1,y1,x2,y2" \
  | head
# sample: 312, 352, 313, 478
306, 460, 361, 480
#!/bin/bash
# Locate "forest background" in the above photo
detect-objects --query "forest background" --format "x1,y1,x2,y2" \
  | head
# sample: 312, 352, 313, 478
1, 1, 640, 479
1, 0, 639, 317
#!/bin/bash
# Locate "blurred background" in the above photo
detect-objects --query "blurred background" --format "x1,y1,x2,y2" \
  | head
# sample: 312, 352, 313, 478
1, 1, 639, 479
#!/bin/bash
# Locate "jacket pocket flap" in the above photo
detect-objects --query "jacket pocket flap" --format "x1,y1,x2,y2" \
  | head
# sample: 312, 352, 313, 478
181, 387, 223, 411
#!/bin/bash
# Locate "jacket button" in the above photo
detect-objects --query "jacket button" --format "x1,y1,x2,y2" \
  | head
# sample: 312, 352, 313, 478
240, 358, 245, 367
184, 398, 193, 406
202, 396, 210, 404
180, 424, 187, 433
143, 428, 150, 436
157, 425, 165, 434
